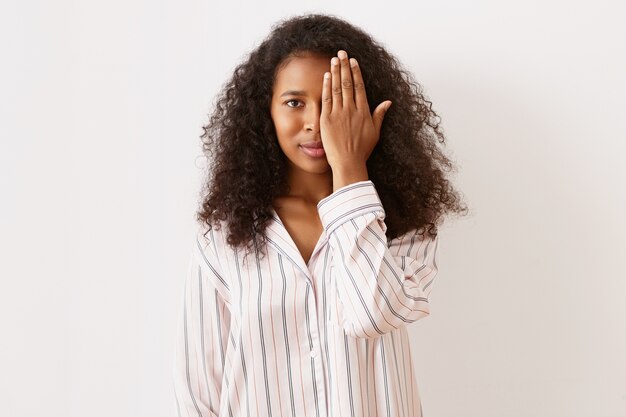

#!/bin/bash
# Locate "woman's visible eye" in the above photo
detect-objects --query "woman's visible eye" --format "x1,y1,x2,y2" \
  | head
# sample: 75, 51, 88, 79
285, 99, 303, 108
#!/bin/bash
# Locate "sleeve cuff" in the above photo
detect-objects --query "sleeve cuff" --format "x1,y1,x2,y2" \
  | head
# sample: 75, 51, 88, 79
317, 180, 386, 236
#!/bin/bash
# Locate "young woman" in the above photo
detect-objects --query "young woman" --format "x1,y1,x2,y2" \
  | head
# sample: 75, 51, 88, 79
173, 13, 467, 417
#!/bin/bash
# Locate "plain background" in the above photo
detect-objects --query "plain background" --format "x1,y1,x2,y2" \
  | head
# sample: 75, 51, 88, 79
1, 0, 625, 416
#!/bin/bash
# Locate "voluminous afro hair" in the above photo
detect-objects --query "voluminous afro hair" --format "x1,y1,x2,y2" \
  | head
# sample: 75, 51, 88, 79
197, 13, 468, 259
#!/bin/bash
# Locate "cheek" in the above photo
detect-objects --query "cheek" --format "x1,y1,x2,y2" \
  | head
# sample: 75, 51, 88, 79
273, 112, 300, 134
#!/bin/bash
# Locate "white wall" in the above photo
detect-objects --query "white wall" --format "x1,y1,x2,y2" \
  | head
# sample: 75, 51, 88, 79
1, 1, 624, 416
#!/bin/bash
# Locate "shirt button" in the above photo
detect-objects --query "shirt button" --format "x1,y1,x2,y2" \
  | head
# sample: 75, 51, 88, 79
310, 350, 317, 358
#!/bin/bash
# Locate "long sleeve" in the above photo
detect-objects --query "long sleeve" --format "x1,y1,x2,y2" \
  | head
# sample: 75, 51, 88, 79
173, 230, 232, 417
317, 180, 440, 339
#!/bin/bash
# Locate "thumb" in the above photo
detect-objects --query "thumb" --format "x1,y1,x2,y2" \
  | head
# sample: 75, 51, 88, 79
372, 100, 392, 134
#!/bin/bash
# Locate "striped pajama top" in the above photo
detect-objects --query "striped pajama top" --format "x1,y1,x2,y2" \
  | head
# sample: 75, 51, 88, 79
173, 180, 440, 417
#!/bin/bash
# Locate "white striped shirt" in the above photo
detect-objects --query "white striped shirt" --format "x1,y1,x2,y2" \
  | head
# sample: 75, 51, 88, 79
173, 180, 440, 417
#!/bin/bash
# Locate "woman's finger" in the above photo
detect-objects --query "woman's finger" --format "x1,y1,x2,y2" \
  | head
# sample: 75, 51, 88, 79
330, 56, 342, 110
321, 71, 332, 117
349, 58, 370, 113
338, 50, 354, 108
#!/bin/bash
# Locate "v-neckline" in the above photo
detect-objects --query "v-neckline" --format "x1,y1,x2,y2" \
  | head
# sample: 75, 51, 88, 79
306, 229, 326, 267
270, 206, 326, 269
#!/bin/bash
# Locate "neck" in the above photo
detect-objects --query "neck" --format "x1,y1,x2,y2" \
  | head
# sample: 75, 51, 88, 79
281, 165, 333, 206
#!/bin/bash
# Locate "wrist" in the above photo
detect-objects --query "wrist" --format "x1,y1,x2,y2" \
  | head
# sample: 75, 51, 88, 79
332, 165, 369, 192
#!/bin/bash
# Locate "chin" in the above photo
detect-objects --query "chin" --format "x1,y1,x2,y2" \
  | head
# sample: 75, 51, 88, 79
305, 160, 332, 174
288, 156, 331, 174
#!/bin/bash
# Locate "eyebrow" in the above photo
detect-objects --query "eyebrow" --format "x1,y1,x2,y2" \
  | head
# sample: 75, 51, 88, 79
279, 90, 307, 98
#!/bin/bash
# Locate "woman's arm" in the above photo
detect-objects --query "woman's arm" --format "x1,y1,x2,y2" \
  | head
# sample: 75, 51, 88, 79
318, 180, 440, 339
173, 231, 231, 416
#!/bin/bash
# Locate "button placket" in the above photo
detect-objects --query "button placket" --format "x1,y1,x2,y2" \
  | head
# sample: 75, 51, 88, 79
305, 282, 328, 416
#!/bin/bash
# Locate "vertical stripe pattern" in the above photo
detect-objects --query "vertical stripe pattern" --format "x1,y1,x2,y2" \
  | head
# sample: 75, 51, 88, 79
173, 180, 440, 417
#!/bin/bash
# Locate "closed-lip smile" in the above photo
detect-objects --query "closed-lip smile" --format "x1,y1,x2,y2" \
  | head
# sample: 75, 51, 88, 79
300, 141, 324, 149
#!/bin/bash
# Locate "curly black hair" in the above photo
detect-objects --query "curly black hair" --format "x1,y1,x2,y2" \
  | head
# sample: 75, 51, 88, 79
197, 12, 468, 259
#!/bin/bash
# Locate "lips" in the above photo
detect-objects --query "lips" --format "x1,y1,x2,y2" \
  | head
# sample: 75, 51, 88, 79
300, 141, 324, 149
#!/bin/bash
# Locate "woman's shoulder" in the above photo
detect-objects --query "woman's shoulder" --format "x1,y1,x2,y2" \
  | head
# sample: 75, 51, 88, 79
195, 219, 229, 254
192, 220, 233, 305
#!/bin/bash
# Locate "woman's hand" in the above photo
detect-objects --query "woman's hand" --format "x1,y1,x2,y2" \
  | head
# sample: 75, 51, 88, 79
320, 49, 392, 190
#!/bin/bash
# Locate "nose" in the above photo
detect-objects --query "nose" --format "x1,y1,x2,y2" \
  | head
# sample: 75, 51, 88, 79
304, 104, 321, 133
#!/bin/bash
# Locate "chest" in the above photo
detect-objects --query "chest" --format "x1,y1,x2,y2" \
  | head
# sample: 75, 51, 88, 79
272, 200, 324, 265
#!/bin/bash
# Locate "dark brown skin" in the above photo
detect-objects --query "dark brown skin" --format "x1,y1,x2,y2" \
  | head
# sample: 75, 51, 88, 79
272, 197, 323, 265
270, 49, 391, 263
321, 50, 391, 191
269, 53, 333, 205
269, 52, 330, 263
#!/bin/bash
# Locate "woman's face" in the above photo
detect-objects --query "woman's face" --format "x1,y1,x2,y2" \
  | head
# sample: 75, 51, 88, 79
270, 52, 332, 175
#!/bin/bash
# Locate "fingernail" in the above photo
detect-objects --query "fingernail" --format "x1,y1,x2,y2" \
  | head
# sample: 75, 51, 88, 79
349, 58, 357, 67
331, 57, 339, 66
338, 50, 347, 59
